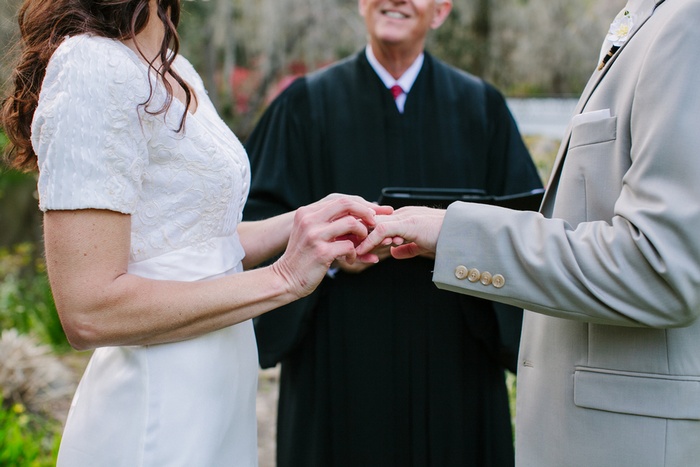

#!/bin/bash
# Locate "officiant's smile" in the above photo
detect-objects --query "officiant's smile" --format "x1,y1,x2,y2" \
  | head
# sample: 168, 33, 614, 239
360, 0, 452, 50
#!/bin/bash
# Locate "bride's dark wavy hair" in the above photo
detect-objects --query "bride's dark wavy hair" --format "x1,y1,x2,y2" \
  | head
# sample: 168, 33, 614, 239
0, 0, 190, 172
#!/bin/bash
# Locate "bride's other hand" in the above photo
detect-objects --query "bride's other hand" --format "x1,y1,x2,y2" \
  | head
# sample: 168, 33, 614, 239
333, 243, 393, 274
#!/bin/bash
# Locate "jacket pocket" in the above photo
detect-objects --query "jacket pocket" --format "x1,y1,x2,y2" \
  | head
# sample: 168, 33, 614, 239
569, 116, 617, 149
574, 366, 700, 420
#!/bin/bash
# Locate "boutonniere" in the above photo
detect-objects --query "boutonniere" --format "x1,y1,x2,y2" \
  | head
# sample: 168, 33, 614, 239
598, 10, 636, 70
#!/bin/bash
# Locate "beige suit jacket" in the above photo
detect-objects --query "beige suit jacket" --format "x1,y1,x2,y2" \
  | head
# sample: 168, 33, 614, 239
433, 0, 700, 465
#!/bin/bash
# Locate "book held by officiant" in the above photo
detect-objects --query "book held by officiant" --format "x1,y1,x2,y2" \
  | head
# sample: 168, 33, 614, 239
378, 187, 545, 211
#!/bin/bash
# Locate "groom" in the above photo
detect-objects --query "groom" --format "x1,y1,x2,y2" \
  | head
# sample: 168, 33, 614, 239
358, 0, 700, 465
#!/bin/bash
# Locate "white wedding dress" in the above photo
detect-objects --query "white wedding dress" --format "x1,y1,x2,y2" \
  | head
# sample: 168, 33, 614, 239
32, 34, 259, 466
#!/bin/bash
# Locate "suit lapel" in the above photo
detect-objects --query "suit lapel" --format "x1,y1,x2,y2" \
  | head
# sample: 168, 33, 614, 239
575, 0, 665, 113
540, 0, 667, 217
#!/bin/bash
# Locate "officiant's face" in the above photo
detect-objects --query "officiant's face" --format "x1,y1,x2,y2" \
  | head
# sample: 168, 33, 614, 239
359, 0, 451, 51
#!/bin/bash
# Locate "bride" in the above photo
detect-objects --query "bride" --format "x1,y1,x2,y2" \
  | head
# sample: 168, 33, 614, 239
0, 0, 389, 464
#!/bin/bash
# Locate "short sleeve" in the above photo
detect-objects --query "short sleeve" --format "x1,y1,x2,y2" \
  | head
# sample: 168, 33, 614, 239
32, 35, 151, 213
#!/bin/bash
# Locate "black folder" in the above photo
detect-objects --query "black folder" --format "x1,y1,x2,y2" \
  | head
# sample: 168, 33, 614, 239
378, 187, 545, 211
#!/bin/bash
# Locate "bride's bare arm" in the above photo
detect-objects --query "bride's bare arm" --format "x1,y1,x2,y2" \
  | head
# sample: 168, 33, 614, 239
44, 197, 381, 350
237, 193, 393, 270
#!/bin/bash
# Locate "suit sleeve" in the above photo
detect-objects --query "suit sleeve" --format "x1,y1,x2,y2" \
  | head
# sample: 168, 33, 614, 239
433, 4, 700, 329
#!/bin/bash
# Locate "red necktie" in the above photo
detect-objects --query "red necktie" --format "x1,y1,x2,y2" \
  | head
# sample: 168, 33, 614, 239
390, 84, 403, 100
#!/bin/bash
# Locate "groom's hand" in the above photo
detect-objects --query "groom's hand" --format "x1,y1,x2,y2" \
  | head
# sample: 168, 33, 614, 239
356, 206, 446, 262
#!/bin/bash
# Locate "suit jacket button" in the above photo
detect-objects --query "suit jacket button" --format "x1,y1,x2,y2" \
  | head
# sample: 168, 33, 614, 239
480, 271, 493, 286
455, 265, 469, 280
468, 268, 481, 282
492, 274, 506, 289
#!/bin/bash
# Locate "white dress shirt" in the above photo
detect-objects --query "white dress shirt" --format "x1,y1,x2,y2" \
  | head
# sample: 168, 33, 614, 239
365, 45, 424, 114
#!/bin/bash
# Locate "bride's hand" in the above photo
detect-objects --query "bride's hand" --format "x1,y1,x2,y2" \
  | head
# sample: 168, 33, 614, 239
272, 195, 392, 297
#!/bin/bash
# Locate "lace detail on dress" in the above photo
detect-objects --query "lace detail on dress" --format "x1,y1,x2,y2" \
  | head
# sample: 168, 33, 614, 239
32, 35, 250, 266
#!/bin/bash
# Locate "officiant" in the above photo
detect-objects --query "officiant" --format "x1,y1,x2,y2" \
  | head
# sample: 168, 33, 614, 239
244, 1, 541, 466
355, 0, 700, 465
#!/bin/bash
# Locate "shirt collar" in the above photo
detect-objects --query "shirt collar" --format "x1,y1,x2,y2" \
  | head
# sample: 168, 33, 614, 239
365, 45, 424, 94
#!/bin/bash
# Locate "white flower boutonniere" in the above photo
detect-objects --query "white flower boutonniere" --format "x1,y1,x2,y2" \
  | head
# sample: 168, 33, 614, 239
607, 10, 636, 46
598, 10, 636, 70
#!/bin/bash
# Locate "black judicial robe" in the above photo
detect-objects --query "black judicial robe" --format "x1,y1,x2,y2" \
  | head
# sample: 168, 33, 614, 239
244, 51, 542, 467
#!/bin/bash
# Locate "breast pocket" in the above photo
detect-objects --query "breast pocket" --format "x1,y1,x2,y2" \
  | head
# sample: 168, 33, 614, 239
569, 116, 617, 149
555, 116, 620, 224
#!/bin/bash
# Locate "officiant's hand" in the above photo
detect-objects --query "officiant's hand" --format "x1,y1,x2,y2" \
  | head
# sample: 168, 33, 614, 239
356, 206, 446, 261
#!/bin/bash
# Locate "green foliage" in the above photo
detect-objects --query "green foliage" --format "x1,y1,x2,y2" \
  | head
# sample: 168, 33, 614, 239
0, 128, 12, 193
506, 371, 517, 444
0, 400, 61, 467
0, 129, 8, 177
0, 166, 34, 198
0, 244, 69, 351
522, 134, 560, 185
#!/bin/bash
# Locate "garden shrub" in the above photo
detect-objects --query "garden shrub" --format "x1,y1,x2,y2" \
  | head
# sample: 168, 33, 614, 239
0, 399, 61, 466
0, 243, 69, 351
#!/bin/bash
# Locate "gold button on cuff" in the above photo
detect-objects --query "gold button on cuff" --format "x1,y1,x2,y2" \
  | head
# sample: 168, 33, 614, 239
480, 271, 493, 286
455, 265, 469, 280
492, 274, 506, 289
467, 268, 481, 283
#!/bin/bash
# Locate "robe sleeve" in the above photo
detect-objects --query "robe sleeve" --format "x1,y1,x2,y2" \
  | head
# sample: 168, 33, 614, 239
244, 78, 323, 368
483, 83, 544, 196
244, 78, 316, 220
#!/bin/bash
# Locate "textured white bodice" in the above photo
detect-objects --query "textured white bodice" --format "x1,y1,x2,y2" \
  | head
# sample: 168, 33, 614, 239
33, 34, 250, 275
